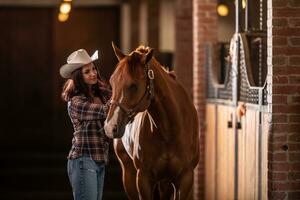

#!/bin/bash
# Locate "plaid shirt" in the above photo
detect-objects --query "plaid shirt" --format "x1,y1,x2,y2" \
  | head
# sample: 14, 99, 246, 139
67, 92, 111, 163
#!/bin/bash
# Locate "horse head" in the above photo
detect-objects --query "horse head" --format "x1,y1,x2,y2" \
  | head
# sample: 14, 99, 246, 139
104, 42, 155, 138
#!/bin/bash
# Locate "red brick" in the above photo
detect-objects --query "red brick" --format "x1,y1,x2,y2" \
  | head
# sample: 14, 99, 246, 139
270, 142, 289, 152
288, 172, 300, 181
272, 94, 287, 105
274, 47, 300, 55
272, 134, 288, 142
289, 153, 300, 162
271, 182, 289, 190
289, 56, 300, 65
269, 172, 288, 180
289, 76, 300, 84
289, 133, 300, 142
270, 191, 287, 200
198, 18, 216, 24
288, 96, 300, 104
273, 18, 288, 27
271, 163, 290, 171
287, 67, 300, 74
273, 85, 299, 95
289, 115, 300, 122
198, 5, 216, 10
273, 0, 288, 7
273, 123, 300, 133
273, 37, 288, 46
273, 105, 300, 114
289, 143, 300, 151
273, 27, 300, 36
273, 124, 290, 133
273, 8, 300, 18
289, 37, 300, 46
271, 181, 300, 191
289, 0, 300, 7
274, 152, 288, 161
273, 56, 288, 65
288, 181, 300, 190
289, 19, 300, 27
272, 95, 287, 104
289, 163, 300, 171
288, 191, 300, 199
273, 66, 287, 75
273, 114, 288, 123
274, 76, 289, 84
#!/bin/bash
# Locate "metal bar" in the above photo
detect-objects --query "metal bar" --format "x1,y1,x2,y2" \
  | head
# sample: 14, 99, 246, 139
234, 1, 242, 199
257, 89, 263, 200
245, 0, 252, 32
235, 0, 242, 33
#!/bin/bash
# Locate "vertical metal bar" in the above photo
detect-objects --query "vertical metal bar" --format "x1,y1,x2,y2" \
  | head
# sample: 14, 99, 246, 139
258, 89, 263, 200
234, 1, 242, 200
245, 0, 252, 32
235, 0, 242, 33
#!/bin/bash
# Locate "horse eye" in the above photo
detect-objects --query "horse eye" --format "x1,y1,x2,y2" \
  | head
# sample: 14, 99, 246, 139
129, 83, 138, 91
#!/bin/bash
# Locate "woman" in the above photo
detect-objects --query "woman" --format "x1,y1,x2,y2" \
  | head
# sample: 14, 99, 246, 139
60, 49, 111, 200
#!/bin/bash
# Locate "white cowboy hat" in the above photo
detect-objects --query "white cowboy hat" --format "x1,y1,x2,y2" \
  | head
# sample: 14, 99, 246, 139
59, 49, 99, 78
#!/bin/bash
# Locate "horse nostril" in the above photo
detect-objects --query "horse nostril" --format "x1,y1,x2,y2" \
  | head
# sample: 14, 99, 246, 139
113, 125, 117, 133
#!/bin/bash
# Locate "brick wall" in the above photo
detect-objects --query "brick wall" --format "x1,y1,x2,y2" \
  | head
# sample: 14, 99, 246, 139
175, 0, 193, 97
268, 0, 300, 199
192, 0, 218, 199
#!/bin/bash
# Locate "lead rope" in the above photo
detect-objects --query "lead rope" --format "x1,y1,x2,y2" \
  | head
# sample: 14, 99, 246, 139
145, 110, 157, 132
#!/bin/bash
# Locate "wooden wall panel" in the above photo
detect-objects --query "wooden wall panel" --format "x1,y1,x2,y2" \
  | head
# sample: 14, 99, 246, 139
205, 103, 267, 200
205, 104, 217, 200
243, 109, 258, 200
238, 114, 246, 200
261, 112, 269, 200
216, 105, 236, 200
216, 105, 228, 199
227, 107, 235, 200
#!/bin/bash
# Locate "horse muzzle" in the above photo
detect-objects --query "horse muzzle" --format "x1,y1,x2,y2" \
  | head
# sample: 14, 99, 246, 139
104, 120, 125, 139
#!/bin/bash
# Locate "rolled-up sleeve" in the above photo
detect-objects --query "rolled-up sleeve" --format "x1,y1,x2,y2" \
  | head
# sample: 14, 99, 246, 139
69, 96, 110, 121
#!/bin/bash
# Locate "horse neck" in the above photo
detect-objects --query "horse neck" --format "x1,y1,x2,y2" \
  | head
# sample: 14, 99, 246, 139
146, 60, 177, 136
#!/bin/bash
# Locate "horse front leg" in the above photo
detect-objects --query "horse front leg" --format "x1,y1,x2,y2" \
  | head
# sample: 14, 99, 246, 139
175, 169, 194, 200
136, 169, 156, 200
114, 139, 139, 200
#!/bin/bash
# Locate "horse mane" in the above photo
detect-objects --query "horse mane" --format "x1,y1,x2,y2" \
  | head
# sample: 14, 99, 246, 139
131, 45, 151, 55
131, 45, 177, 80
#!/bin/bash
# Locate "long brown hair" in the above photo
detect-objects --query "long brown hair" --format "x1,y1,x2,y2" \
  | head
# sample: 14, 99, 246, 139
61, 66, 110, 102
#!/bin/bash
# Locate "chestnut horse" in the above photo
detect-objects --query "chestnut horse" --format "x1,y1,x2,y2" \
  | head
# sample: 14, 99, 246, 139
104, 43, 199, 200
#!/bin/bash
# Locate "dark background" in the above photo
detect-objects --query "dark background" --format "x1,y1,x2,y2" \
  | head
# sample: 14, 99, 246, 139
0, 6, 127, 200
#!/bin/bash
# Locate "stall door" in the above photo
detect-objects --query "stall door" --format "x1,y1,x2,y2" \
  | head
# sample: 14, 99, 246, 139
205, 0, 268, 199
205, 104, 267, 200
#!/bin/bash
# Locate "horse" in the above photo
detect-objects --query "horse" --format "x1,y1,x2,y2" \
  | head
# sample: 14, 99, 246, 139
104, 42, 199, 200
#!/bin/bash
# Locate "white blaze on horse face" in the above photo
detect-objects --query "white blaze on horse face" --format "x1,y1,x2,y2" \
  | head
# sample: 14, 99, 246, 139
104, 106, 121, 138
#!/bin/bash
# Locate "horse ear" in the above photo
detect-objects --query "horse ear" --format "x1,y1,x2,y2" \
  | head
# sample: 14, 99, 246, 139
143, 48, 154, 64
112, 41, 125, 61
142, 47, 153, 64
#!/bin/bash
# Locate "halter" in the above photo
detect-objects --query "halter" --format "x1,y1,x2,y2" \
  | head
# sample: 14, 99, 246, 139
110, 62, 155, 122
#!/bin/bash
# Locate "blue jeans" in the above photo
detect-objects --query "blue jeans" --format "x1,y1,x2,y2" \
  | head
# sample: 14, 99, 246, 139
67, 156, 105, 200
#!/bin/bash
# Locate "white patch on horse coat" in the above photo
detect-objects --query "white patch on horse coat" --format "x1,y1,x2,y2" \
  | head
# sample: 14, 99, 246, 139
121, 112, 143, 159
121, 111, 157, 159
